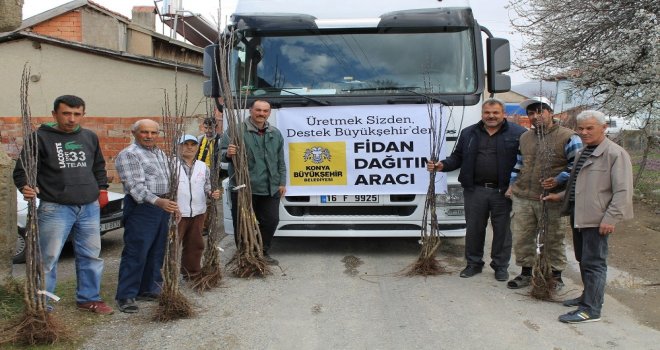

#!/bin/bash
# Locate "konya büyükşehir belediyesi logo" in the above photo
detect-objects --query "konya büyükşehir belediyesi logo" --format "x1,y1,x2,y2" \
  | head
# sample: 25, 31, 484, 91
290, 142, 347, 185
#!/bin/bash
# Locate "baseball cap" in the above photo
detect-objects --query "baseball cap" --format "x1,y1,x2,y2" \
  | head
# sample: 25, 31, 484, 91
520, 96, 554, 111
179, 134, 199, 144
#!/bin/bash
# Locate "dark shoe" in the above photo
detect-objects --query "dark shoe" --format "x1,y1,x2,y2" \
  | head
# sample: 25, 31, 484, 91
494, 269, 509, 282
116, 298, 139, 313
558, 309, 601, 324
562, 296, 582, 307
136, 293, 160, 302
263, 253, 279, 266
507, 274, 532, 289
459, 265, 482, 278
552, 270, 564, 291
77, 301, 114, 315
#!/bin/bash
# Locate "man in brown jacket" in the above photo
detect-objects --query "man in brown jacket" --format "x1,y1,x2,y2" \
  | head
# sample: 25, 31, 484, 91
543, 110, 634, 323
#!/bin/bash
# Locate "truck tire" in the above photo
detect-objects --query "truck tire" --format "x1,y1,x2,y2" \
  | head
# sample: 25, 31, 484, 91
13, 227, 26, 264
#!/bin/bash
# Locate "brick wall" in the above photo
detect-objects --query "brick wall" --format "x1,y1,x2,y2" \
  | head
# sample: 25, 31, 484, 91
0, 116, 162, 183
32, 11, 83, 42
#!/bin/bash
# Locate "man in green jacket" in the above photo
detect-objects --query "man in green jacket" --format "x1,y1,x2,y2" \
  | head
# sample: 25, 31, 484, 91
221, 100, 286, 265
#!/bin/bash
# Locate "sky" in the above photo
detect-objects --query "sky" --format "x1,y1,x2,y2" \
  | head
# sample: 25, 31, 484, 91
21, 0, 530, 84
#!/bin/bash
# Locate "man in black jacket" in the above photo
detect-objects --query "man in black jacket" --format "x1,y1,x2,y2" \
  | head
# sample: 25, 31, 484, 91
428, 98, 525, 281
14, 95, 113, 314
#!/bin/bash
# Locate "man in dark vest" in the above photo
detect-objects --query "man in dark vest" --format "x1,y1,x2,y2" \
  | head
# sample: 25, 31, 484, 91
505, 97, 583, 290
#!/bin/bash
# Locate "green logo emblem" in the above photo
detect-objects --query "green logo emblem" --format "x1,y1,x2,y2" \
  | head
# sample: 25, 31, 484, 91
64, 141, 83, 151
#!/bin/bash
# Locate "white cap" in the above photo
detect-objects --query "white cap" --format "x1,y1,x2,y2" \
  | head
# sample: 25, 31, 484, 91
179, 134, 199, 144
520, 96, 553, 111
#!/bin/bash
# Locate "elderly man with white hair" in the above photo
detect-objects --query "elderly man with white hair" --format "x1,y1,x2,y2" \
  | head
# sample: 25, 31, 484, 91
543, 110, 634, 323
114, 119, 179, 313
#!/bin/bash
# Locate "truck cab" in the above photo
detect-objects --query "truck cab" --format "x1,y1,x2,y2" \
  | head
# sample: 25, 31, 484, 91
209, 0, 511, 238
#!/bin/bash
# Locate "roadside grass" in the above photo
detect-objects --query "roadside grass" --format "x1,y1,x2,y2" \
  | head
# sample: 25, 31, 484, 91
0, 272, 119, 349
630, 150, 660, 205
0, 277, 24, 319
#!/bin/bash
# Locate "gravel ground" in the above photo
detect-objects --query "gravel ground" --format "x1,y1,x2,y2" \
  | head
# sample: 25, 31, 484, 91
11, 192, 660, 349
73, 232, 660, 350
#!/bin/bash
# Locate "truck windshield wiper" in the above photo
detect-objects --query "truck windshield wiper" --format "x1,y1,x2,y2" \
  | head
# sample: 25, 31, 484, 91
341, 86, 448, 105
341, 86, 420, 92
281, 89, 330, 106
401, 88, 449, 105
255, 88, 330, 106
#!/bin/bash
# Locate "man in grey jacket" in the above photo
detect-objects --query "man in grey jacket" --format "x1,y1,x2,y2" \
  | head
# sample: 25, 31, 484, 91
543, 110, 634, 324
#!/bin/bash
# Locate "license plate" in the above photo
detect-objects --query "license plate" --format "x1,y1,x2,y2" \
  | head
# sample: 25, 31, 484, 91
100, 220, 121, 232
321, 195, 379, 203
445, 208, 464, 216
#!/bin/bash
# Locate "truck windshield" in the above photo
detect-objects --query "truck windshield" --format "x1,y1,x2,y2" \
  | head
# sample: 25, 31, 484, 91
230, 29, 477, 97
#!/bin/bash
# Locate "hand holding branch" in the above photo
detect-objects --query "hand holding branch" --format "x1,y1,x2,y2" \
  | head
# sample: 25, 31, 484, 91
210, 189, 221, 200
541, 192, 563, 202
426, 161, 443, 172
226, 144, 237, 158
155, 198, 179, 214
541, 177, 558, 189
20, 185, 38, 200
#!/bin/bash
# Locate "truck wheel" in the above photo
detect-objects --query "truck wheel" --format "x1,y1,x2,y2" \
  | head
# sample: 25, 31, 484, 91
13, 227, 26, 264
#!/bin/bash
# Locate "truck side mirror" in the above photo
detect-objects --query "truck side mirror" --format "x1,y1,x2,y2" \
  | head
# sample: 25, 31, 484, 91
486, 38, 511, 93
203, 44, 222, 97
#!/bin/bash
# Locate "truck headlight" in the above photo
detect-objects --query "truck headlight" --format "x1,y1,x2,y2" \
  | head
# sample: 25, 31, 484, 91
435, 185, 464, 206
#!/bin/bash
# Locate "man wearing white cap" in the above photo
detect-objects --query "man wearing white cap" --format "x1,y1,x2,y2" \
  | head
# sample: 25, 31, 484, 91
177, 135, 221, 280
505, 97, 583, 290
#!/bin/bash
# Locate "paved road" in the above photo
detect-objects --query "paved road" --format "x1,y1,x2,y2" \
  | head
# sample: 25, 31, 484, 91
69, 229, 660, 350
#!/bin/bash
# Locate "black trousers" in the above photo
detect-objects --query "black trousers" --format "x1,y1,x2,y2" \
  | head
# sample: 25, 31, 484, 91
570, 207, 608, 317
463, 186, 512, 269
230, 191, 280, 252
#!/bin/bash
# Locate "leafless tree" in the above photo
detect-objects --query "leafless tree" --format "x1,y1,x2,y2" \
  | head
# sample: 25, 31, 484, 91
510, 0, 659, 186
0, 64, 66, 346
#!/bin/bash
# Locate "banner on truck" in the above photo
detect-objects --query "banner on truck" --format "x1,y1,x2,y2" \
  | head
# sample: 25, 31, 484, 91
278, 104, 448, 196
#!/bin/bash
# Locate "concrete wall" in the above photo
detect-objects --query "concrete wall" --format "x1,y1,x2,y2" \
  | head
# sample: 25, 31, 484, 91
81, 7, 124, 51
127, 29, 153, 57
28, 6, 200, 66
0, 150, 16, 274
0, 39, 205, 117
0, 0, 23, 32
0, 39, 207, 181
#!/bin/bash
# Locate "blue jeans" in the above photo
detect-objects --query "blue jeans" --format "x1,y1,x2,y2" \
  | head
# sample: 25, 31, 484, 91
38, 200, 103, 303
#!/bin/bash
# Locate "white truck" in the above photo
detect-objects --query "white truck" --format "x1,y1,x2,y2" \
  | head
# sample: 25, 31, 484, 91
204, 0, 511, 238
